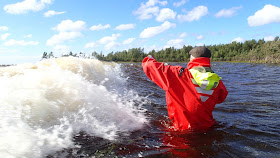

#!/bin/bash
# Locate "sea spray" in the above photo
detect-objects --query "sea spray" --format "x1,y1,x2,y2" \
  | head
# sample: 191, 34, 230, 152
0, 57, 147, 157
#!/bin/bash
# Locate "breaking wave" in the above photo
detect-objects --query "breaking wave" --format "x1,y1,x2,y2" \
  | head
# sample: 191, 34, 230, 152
0, 57, 147, 157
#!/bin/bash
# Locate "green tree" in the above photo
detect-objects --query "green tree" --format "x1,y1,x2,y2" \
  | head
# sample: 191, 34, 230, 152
42, 52, 48, 59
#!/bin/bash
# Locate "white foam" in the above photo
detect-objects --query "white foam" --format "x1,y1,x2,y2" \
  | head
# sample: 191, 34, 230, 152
0, 57, 147, 157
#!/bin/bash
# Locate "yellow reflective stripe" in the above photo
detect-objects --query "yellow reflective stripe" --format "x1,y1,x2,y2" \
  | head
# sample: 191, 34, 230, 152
191, 78, 198, 85
211, 82, 218, 89
190, 68, 221, 90
200, 80, 209, 89
200, 96, 209, 102
195, 87, 214, 95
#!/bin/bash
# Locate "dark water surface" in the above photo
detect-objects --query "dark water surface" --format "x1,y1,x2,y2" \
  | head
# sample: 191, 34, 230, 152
54, 62, 280, 158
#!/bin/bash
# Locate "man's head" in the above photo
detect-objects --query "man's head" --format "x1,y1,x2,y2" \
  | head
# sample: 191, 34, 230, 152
189, 46, 211, 60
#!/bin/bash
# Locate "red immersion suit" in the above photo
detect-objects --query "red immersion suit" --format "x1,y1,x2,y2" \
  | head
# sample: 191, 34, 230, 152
142, 56, 228, 130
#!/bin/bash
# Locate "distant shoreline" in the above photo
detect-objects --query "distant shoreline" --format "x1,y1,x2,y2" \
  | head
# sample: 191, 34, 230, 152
116, 60, 280, 65
0, 64, 15, 67
1, 59, 279, 67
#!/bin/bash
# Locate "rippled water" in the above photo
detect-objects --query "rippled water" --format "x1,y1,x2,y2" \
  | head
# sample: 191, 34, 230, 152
0, 58, 279, 157
119, 62, 280, 158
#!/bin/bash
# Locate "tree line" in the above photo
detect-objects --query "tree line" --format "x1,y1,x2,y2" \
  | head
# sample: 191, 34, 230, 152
42, 36, 280, 64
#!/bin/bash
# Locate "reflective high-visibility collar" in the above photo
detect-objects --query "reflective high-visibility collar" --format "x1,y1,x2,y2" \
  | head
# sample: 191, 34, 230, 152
190, 67, 221, 90
187, 58, 221, 90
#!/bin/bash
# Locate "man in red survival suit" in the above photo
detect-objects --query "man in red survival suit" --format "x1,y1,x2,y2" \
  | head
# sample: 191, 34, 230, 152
142, 46, 228, 130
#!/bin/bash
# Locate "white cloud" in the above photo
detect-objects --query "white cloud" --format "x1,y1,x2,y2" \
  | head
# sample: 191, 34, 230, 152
156, 8, 176, 22
215, 6, 242, 18
133, 0, 167, 20
114, 24, 136, 30
232, 37, 245, 43
4, 0, 53, 14
44, 10, 65, 17
90, 24, 111, 31
146, 0, 167, 6
173, 0, 188, 7
179, 32, 187, 38
53, 45, 71, 55
1, 33, 10, 40
248, 4, 280, 26
123, 38, 136, 45
104, 41, 121, 50
196, 35, 204, 40
0, 26, 9, 31
177, 6, 208, 22
54, 20, 86, 32
47, 20, 85, 46
97, 34, 122, 50
164, 39, 185, 48
46, 32, 82, 46
24, 34, 32, 38
0, 47, 17, 54
144, 44, 161, 52
264, 36, 275, 41
85, 42, 98, 48
41, 0, 52, 3
195, 43, 205, 46
134, 6, 159, 20
140, 21, 176, 38
98, 33, 121, 44
3, 39, 39, 46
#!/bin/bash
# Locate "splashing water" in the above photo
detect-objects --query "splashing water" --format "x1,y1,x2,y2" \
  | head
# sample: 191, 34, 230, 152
0, 57, 147, 157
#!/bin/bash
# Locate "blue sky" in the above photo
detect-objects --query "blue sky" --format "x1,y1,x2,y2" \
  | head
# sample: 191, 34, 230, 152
0, 0, 279, 64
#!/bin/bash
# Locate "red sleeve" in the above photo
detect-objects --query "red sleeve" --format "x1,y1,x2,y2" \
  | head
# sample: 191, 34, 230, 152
142, 56, 170, 91
216, 80, 228, 104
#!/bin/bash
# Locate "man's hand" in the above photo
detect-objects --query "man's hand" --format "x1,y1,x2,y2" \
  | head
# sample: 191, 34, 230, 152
148, 55, 154, 59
